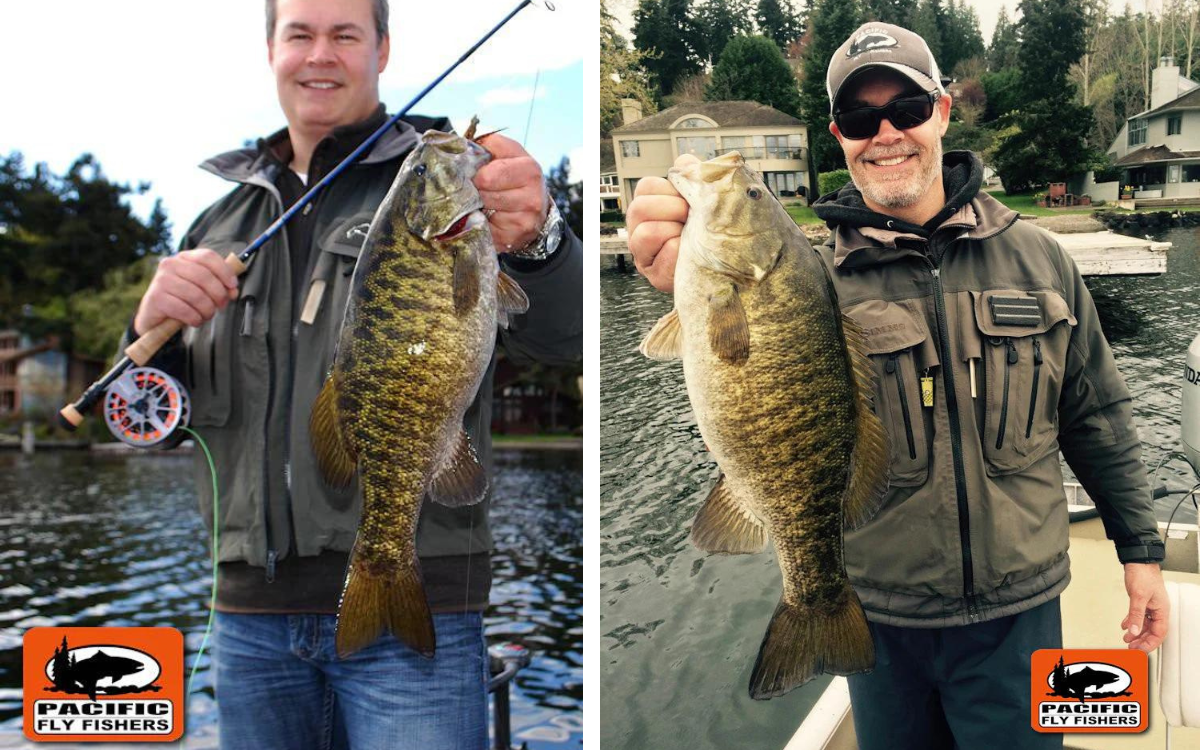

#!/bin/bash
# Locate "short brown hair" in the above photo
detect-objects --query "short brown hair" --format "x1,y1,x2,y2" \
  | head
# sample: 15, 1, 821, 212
265, 0, 389, 42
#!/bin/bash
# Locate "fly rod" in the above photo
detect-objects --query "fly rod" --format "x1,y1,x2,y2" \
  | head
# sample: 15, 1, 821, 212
60, 0, 549, 430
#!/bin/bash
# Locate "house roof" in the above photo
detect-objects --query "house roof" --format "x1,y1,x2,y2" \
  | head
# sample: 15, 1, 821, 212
1115, 144, 1200, 165
601, 139, 615, 173
611, 101, 803, 134
1141, 86, 1200, 118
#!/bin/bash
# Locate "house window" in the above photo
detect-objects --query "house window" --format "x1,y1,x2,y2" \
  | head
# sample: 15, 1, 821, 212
1129, 119, 1148, 147
677, 118, 711, 128
677, 136, 717, 161
721, 135, 765, 158
600, 174, 617, 186
621, 140, 640, 158
765, 135, 806, 159
601, 197, 621, 211
1184, 164, 1200, 182
764, 171, 805, 196
1169, 114, 1183, 135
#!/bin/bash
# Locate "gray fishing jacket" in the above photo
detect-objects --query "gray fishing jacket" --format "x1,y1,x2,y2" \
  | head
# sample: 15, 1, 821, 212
811, 150, 1164, 627
124, 112, 581, 610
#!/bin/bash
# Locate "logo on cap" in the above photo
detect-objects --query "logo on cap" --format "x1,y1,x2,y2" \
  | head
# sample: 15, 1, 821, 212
848, 30, 898, 57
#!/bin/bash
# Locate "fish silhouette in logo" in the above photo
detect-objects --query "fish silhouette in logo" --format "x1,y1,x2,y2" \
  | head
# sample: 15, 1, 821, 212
1047, 657, 1131, 703
848, 31, 898, 57
47, 637, 160, 701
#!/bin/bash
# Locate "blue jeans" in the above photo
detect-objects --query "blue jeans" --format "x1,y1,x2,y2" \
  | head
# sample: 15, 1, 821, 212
213, 611, 488, 750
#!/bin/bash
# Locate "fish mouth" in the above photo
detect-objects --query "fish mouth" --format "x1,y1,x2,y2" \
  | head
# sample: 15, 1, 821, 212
432, 207, 487, 242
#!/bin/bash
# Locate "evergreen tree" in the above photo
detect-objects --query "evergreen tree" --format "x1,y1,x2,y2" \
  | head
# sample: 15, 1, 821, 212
1016, 0, 1086, 102
705, 35, 803, 116
940, 0, 985, 74
910, 0, 943, 64
861, 0, 917, 26
799, 0, 863, 173
755, 0, 803, 51
633, 0, 703, 97
987, 6, 1021, 72
602, 0, 659, 136
697, 0, 755, 65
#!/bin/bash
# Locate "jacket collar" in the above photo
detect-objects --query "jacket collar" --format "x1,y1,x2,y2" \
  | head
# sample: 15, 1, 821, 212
812, 150, 1019, 269
199, 104, 420, 185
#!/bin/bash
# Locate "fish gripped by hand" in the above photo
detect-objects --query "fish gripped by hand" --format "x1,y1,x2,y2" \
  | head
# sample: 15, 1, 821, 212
639, 152, 889, 699
310, 122, 529, 659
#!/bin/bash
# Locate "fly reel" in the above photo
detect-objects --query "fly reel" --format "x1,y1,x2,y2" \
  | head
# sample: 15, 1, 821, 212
103, 367, 190, 448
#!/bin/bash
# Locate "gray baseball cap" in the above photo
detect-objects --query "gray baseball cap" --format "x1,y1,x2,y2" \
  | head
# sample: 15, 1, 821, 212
826, 22, 946, 114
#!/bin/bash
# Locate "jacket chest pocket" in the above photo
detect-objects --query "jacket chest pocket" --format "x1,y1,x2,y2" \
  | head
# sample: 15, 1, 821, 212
299, 213, 371, 372
969, 289, 1077, 475
845, 299, 938, 487
185, 240, 270, 427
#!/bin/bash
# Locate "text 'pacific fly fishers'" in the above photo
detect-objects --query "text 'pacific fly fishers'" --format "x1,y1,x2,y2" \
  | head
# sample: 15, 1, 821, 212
310, 122, 529, 658
639, 151, 889, 699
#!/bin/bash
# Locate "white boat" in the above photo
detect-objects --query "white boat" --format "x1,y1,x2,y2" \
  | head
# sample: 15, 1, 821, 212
786, 483, 1200, 750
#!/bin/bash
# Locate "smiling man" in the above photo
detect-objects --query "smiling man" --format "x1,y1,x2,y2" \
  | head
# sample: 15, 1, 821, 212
626, 22, 1167, 750
124, 0, 581, 748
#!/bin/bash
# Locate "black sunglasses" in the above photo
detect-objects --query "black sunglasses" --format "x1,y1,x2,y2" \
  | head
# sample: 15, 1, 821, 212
833, 92, 939, 140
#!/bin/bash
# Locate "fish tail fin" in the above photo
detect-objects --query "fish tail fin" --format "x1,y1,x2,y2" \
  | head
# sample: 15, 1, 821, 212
748, 583, 874, 700
310, 376, 357, 488
336, 547, 435, 659
840, 313, 890, 530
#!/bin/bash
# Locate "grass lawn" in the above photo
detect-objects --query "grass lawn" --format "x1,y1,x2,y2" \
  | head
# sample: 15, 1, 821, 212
786, 204, 823, 225
602, 221, 625, 229
983, 189, 1095, 217
492, 433, 581, 445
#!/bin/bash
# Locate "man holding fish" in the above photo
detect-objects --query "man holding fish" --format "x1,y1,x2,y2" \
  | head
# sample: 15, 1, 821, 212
124, 0, 580, 747
627, 21, 1167, 750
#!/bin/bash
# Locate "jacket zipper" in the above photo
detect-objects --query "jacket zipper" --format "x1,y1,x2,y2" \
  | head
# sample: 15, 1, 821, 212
927, 259, 980, 621
993, 337, 1017, 449
1025, 337, 1042, 439
886, 352, 917, 459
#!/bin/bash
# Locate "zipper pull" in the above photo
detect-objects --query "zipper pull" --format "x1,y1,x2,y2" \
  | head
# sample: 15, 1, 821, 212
241, 299, 255, 337
1033, 337, 1043, 365
1006, 338, 1018, 365
266, 550, 277, 583
885, 353, 897, 374
921, 368, 934, 407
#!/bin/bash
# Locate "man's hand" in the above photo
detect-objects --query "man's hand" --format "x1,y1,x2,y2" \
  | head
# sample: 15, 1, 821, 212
133, 249, 240, 333
1121, 562, 1169, 652
626, 154, 696, 293
474, 133, 548, 253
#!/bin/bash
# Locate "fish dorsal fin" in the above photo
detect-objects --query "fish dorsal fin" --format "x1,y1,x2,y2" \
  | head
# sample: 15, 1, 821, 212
309, 375, 357, 488
709, 286, 750, 364
638, 308, 683, 360
428, 428, 488, 507
464, 115, 481, 141
496, 271, 530, 329
700, 152, 745, 182
840, 313, 890, 530
690, 475, 767, 554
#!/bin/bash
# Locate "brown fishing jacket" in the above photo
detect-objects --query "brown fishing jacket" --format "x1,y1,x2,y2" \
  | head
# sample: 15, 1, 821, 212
811, 150, 1164, 627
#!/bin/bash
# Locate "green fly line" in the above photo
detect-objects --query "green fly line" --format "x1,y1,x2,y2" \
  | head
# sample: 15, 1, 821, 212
180, 427, 218, 703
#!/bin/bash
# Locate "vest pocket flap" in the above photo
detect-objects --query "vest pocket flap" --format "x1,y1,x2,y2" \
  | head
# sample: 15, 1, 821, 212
845, 299, 929, 355
322, 212, 376, 258
972, 289, 1077, 338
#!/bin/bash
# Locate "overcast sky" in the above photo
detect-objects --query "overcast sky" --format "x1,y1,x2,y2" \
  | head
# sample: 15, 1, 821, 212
0, 0, 584, 246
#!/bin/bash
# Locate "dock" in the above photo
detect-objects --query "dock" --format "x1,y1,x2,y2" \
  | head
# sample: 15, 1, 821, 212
600, 226, 1171, 277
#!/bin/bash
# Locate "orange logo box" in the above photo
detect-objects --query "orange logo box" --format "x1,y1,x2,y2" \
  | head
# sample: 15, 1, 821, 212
1030, 649, 1148, 733
23, 627, 184, 743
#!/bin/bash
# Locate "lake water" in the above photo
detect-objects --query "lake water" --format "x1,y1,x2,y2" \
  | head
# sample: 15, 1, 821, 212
600, 225, 1200, 750
0, 448, 581, 749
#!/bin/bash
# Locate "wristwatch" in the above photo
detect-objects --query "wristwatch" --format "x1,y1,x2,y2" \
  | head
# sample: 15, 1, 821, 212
509, 199, 564, 262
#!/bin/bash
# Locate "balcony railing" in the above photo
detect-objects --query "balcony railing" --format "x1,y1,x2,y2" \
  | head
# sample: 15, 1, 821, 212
716, 147, 808, 162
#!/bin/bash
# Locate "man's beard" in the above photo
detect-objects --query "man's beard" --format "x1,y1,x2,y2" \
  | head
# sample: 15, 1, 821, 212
848, 136, 942, 209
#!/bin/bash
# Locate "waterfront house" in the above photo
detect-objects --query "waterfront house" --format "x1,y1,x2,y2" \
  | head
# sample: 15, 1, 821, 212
610, 99, 809, 210
600, 140, 621, 213
1108, 55, 1200, 199
0, 330, 103, 422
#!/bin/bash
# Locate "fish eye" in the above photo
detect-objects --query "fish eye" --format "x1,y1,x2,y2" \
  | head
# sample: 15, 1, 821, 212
746, 187, 762, 200
414, 164, 427, 177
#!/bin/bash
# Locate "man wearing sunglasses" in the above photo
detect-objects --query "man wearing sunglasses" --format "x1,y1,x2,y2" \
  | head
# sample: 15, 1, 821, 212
626, 21, 1168, 750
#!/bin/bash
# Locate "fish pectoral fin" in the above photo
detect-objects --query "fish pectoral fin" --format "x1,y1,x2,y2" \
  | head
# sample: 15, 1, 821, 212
336, 543, 435, 658
453, 248, 482, 315
496, 271, 531, 329
749, 585, 874, 700
708, 287, 750, 364
638, 308, 683, 361
689, 475, 767, 554
428, 428, 489, 507
840, 313, 890, 530
309, 376, 357, 488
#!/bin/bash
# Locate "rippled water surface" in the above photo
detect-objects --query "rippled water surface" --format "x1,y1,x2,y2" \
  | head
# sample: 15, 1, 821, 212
0, 448, 581, 749
600, 226, 1200, 750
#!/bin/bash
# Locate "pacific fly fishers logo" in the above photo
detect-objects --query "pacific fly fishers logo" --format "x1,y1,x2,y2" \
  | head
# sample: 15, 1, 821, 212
24, 627, 184, 742
1031, 649, 1148, 733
